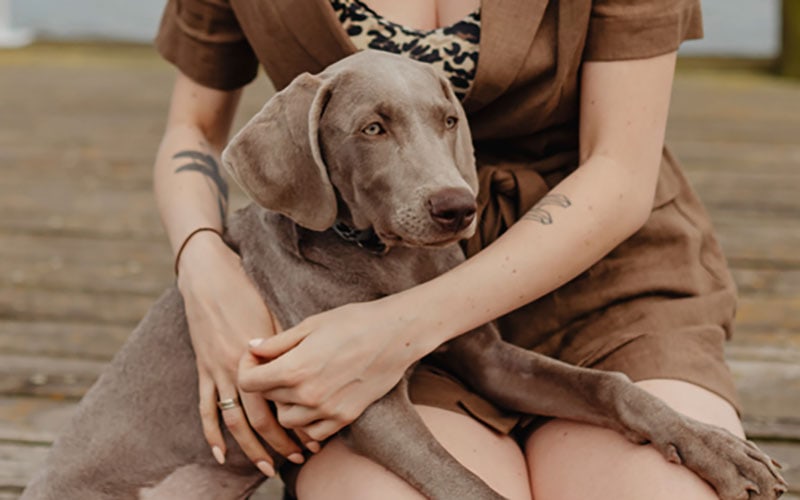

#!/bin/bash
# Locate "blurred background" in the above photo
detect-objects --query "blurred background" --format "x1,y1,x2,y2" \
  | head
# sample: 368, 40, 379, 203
0, 1, 798, 499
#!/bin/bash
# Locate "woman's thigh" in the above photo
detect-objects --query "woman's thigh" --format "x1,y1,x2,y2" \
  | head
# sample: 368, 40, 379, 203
295, 405, 532, 500
525, 378, 744, 500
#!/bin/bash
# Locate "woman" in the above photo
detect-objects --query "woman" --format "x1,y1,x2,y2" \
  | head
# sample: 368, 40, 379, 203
153, 0, 744, 498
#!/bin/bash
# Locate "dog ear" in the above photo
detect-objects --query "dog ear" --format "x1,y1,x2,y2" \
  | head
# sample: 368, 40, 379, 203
222, 73, 337, 231
440, 76, 478, 193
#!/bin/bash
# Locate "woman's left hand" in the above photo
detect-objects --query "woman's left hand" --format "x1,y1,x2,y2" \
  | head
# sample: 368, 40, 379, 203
238, 298, 430, 441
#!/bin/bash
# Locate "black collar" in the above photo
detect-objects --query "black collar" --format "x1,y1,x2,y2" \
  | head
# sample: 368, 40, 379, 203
331, 220, 388, 255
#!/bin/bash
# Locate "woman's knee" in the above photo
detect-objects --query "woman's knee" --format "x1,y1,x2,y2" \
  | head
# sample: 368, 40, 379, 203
525, 378, 743, 500
295, 405, 531, 500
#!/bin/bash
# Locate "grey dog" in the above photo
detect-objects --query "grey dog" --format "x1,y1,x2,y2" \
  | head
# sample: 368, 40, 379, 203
22, 51, 786, 500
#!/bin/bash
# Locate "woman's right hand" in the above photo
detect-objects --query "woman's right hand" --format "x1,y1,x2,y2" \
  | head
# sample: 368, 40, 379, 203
176, 230, 315, 476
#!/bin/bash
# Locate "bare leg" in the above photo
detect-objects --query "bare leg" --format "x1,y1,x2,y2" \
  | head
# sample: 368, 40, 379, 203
438, 327, 787, 500
527, 379, 744, 500
296, 405, 531, 500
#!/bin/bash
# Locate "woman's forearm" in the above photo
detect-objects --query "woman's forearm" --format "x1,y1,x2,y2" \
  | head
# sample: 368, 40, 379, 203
393, 154, 658, 355
154, 125, 229, 253
153, 74, 242, 266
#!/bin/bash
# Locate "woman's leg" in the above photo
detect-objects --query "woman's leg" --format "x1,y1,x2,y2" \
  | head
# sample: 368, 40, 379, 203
295, 405, 532, 500
526, 378, 744, 500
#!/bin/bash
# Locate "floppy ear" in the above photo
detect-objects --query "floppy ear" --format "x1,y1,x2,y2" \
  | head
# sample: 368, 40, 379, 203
440, 76, 478, 193
222, 73, 337, 231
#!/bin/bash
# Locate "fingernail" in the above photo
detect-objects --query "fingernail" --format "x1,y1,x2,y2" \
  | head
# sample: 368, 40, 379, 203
305, 441, 321, 453
287, 453, 305, 464
249, 338, 264, 348
256, 460, 275, 477
212, 446, 225, 465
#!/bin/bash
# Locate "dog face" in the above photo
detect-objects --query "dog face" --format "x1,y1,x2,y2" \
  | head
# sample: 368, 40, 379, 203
222, 50, 478, 248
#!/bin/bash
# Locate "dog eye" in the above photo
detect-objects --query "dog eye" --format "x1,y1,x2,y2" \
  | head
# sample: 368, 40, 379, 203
445, 116, 458, 129
362, 123, 385, 136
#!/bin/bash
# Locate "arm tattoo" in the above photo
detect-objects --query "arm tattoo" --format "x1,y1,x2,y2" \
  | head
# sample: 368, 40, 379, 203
522, 193, 572, 225
173, 150, 229, 223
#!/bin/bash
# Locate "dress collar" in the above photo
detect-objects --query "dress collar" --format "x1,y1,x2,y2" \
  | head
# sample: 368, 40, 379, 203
272, 0, 548, 112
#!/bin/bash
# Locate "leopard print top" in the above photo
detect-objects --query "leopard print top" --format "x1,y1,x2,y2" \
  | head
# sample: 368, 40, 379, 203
329, 0, 481, 100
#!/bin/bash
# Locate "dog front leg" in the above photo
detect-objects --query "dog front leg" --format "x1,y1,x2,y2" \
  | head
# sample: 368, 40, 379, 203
440, 327, 787, 500
341, 374, 506, 500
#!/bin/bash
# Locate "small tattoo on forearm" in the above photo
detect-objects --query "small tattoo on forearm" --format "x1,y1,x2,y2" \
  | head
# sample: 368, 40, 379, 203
522, 193, 572, 225
173, 150, 229, 222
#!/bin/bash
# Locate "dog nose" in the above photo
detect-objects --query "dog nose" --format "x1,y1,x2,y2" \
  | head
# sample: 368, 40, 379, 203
427, 188, 477, 232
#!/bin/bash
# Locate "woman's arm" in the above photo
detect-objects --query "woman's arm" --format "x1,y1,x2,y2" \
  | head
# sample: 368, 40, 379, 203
155, 72, 310, 474
241, 52, 678, 441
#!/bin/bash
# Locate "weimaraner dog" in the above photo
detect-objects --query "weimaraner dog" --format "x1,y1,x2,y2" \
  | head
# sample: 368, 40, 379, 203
22, 51, 786, 500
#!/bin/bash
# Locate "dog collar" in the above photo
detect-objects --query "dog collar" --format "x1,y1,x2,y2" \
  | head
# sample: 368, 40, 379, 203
331, 221, 388, 255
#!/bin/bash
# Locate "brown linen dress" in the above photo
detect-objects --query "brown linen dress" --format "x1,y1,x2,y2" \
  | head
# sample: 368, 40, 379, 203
155, 0, 740, 437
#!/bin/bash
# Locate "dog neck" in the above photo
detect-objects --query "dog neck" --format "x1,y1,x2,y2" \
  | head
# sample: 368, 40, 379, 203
331, 220, 388, 255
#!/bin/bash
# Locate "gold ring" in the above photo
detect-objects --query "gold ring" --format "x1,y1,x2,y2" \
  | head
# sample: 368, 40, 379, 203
217, 397, 240, 411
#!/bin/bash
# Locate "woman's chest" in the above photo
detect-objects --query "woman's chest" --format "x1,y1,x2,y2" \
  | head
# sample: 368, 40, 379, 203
363, 0, 480, 30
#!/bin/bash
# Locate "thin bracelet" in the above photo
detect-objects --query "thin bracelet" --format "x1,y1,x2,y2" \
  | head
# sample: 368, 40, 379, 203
174, 227, 224, 276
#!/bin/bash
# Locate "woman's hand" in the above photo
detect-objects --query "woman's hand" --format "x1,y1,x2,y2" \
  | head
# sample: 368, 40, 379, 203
177, 231, 314, 475
238, 299, 430, 442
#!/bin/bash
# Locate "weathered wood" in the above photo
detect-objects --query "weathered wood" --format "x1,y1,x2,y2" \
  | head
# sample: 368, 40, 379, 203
0, 355, 108, 399
729, 359, 800, 428
0, 287, 153, 326
686, 170, 800, 220
715, 216, 800, 267
0, 321, 131, 360
0, 397, 74, 444
732, 269, 800, 296
0, 234, 172, 295
670, 140, 800, 176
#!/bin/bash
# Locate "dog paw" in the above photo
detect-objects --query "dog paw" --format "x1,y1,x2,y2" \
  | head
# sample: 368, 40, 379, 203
651, 420, 788, 500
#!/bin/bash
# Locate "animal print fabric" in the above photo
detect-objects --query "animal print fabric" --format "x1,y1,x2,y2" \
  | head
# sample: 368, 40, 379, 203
329, 0, 480, 100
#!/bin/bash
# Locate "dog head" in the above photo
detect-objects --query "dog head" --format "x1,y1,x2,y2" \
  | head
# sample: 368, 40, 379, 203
222, 50, 478, 248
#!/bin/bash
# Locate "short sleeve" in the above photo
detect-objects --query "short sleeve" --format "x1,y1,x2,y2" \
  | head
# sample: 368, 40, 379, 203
583, 0, 703, 61
155, 0, 259, 90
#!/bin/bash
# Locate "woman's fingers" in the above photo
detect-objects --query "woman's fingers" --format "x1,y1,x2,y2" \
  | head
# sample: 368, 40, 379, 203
276, 401, 348, 442
216, 380, 276, 477
248, 323, 309, 359
239, 348, 307, 393
293, 428, 321, 454
239, 390, 304, 464
198, 372, 227, 464
274, 395, 357, 439
302, 418, 344, 443
238, 353, 321, 454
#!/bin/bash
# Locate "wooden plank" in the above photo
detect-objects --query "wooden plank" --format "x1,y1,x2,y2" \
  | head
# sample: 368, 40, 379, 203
732, 269, 800, 297
0, 185, 249, 240
0, 355, 108, 399
0, 234, 172, 296
0, 287, 153, 326
730, 359, 800, 428
0, 397, 75, 444
670, 140, 800, 176
686, 170, 800, 220
715, 216, 800, 267
0, 443, 49, 491
734, 296, 800, 336
0, 321, 131, 360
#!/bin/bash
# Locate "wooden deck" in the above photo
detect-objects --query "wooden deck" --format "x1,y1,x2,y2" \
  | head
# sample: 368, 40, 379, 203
1, 44, 799, 499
